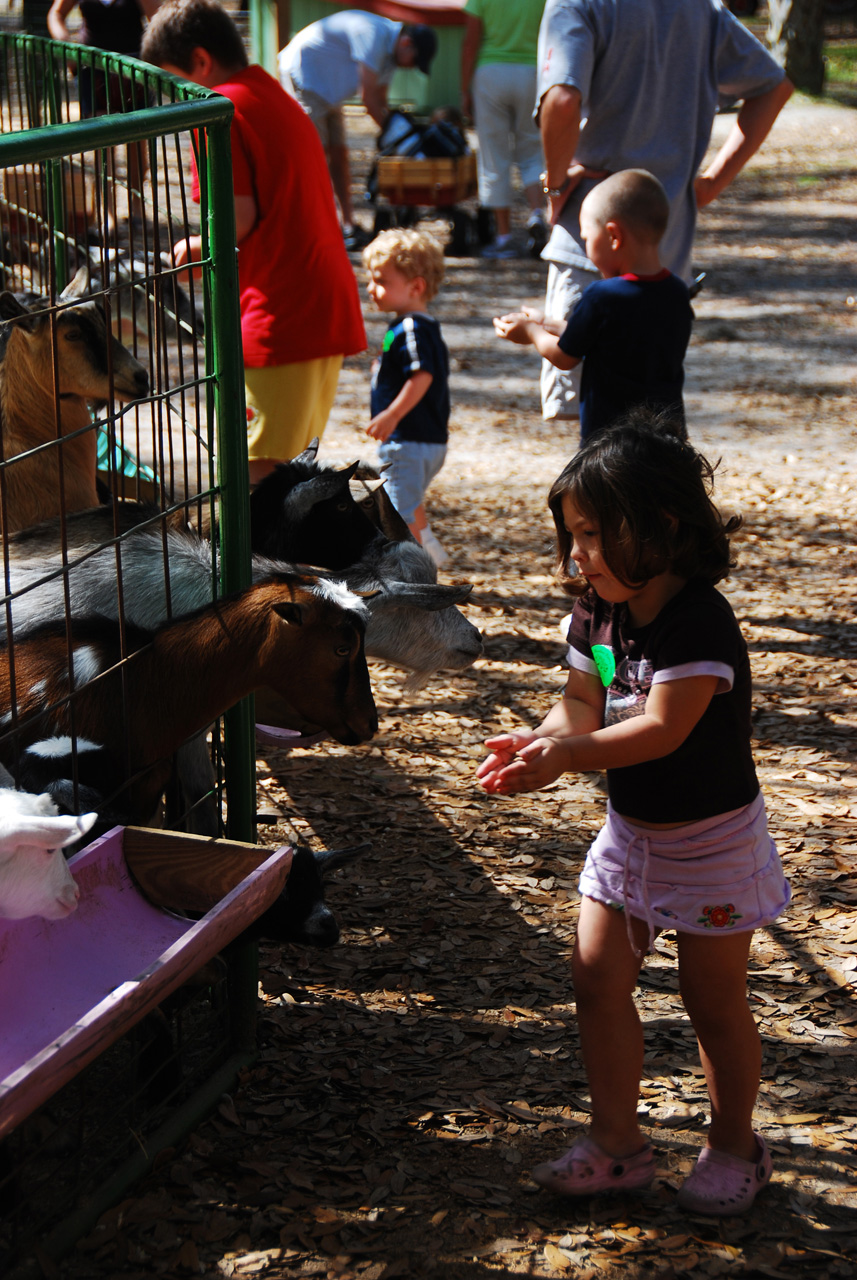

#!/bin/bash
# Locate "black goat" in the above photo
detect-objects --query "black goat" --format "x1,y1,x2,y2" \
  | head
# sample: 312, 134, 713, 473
250, 843, 370, 947
250, 452, 380, 569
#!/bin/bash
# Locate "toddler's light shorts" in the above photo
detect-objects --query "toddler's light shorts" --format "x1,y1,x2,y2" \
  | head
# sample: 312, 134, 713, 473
377, 439, 447, 525
578, 792, 790, 952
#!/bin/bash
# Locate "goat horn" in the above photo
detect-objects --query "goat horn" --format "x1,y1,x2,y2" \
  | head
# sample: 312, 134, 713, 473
291, 438, 320, 465
350, 477, 386, 498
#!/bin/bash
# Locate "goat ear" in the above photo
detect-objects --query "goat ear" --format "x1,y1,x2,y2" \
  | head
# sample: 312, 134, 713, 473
0, 291, 28, 321
60, 264, 91, 300
273, 601, 303, 626
0, 291, 42, 332
314, 842, 372, 875
373, 581, 473, 611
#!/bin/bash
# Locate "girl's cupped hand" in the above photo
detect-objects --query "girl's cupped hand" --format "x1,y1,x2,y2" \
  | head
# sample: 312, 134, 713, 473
477, 733, 569, 795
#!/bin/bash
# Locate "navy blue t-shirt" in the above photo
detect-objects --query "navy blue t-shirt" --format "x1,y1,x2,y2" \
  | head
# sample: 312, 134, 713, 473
371, 312, 450, 444
558, 271, 692, 440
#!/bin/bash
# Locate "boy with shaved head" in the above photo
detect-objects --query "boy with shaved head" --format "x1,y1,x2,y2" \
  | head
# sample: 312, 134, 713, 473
494, 169, 693, 442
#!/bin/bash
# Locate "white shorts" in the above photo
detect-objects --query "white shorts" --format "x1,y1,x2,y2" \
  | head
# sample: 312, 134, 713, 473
377, 439, 447, 525
540, 260, 598, 422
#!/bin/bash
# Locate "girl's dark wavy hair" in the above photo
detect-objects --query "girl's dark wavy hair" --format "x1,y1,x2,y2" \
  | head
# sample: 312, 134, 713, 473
548, 409, 740, 597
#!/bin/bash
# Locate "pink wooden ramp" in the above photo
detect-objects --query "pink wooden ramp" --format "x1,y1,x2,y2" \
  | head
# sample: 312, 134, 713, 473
0, 825, 292, 1139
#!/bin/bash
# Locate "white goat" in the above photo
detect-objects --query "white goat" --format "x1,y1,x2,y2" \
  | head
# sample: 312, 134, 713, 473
0, 779, 96, 920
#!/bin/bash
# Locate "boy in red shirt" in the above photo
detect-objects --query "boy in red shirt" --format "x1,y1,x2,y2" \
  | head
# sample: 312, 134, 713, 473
142, 0, 366, 483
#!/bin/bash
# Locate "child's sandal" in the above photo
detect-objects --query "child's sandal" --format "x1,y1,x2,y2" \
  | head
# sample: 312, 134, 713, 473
532, 1135, 655, 1196
677, 1133, 772, 1215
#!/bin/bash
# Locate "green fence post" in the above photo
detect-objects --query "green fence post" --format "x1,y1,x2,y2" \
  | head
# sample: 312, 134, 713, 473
203, 112, 257, 848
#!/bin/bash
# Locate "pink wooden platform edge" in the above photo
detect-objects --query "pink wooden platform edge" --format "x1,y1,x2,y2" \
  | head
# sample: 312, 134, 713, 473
0, 826, 292, 1140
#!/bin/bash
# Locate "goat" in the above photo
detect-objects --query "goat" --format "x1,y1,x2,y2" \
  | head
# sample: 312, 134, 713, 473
0, 265, 149, 533
249, 440, 482, 678
249, 842, 370, 947
252, 438, 414, 556
250, 453, 382, 569
0, 507, 483, 683
0, 784, 96, 919
86, 247, 203, 345
0, 574, 377, 826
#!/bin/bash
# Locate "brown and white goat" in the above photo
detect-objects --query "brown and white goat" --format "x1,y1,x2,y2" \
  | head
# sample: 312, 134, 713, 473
0, 574, 377, 826
0, 267, 149, 534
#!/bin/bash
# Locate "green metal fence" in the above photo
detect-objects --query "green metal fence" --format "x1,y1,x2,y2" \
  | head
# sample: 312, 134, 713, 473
0, 33, 255, 837
0, 35, 260, 1273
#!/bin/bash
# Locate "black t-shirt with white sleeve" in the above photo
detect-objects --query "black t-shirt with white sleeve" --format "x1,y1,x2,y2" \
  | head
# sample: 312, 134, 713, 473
566, 579, 759, 823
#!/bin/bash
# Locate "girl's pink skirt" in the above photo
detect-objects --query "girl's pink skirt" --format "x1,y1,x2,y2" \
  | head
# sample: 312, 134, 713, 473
578, 792, 790, 953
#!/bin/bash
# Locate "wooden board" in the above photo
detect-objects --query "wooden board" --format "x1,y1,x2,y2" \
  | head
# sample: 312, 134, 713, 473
122, 825, 292, 912
376, 154, 477, 206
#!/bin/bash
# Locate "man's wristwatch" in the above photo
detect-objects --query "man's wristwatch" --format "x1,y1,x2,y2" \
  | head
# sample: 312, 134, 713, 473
541, 172, 570, 197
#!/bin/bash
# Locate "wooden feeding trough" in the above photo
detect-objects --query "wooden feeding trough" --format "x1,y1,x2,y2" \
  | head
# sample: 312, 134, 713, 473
0, 825, 292, 1142
0, 826, 292, 1274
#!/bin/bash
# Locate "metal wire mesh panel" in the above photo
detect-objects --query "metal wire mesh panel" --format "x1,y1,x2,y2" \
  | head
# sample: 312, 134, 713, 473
0, 35, 259, 1272
0, 34, 254, 838
0, 969, 234, 1274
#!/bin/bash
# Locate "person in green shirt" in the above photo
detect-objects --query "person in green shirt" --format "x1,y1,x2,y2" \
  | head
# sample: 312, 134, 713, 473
460, 0, 547, 259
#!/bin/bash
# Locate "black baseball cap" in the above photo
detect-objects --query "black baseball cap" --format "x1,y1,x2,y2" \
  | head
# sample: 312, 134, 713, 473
404, 23, 438, 75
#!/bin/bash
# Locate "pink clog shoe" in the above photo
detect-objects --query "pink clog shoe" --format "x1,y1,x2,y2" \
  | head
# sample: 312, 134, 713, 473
532, 1135, 655, 1196
677, 1133, 773, 1215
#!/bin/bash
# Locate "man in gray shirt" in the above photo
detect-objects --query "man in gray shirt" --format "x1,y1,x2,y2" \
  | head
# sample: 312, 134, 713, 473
280, 10, 437, 249
535, 0, 792, 420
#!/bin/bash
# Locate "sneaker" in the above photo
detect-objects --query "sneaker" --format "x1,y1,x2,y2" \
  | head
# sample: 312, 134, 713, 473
343, 224, 370, 251
481, 236, 517, 260
532, 1136, 655, 1196
526, 215, 548, 260
677, 1134, 772, 1216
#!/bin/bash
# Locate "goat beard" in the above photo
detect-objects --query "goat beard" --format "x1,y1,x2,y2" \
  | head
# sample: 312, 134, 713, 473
402, 669, 432, 695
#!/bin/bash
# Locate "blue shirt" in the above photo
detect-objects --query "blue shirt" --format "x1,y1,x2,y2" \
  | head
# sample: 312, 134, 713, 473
280, 11, 401, 107
558, 271, 692, 439
371, 312, 450, 444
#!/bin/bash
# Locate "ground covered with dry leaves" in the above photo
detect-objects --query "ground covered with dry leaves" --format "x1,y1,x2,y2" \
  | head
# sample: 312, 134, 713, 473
67, 99, 856, 1280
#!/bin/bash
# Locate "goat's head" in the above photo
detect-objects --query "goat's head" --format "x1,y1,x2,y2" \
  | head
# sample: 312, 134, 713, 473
249, 443, 381, 569
0, 265, 149, 409
351, 540, 483, 683
256, 575, 378, 746
0, 790, 96, 919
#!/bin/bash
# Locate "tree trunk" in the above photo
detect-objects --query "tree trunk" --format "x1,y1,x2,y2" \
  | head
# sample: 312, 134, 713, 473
767, 0, 826, 95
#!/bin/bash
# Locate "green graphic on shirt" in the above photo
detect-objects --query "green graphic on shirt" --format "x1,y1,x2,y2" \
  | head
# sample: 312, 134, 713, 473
591, 644, 616, 688
382, 330, 395, 352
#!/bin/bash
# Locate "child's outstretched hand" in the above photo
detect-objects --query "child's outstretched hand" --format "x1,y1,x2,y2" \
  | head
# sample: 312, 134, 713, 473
492, 312, 536, 345
477, 731, 536, 792
478, 733, 570, 795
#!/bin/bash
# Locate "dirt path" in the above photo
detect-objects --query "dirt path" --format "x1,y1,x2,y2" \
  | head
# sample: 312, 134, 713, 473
66, 98, 857, 1280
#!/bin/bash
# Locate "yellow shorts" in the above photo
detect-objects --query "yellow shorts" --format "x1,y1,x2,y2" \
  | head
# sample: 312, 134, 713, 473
244, 355, 344, 462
